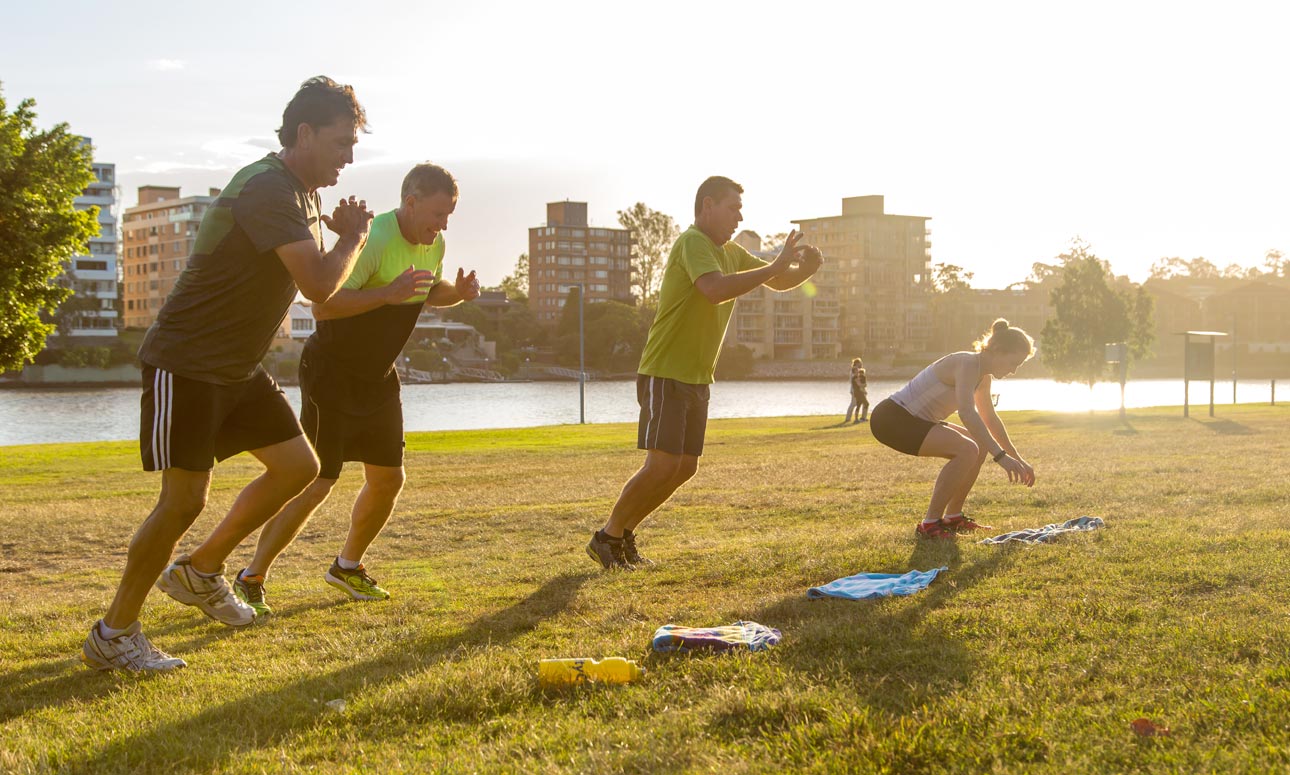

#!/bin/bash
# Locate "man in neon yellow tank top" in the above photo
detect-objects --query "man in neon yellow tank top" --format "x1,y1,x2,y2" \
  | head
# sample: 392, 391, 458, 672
587, 176, 823, 570
225, 163, 481, 613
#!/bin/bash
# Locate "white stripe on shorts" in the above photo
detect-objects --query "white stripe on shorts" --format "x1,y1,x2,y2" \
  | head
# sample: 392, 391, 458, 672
152, 368, 173, 470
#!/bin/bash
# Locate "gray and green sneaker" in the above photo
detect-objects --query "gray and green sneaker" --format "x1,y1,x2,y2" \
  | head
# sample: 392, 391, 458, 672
324, 560, 390, 601
233, 569, 272, 618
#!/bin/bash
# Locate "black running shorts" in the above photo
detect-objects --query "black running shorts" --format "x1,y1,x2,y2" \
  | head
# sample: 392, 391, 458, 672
636, 374, 710, 457
299, 359, 404, 480
870, 398, 945, 457
139, 364, 303, 472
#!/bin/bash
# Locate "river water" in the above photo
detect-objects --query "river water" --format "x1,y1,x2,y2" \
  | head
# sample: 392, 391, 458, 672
0, 378, 1279, 446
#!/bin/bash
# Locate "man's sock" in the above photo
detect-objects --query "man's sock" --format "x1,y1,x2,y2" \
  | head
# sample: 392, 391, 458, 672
597, 530, 623, 543
98, 620, 130, 639
337, 556, 362, 570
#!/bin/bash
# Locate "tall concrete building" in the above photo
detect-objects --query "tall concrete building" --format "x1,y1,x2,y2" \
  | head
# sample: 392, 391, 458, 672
793, 196, 932, 357
121, 186, 219, 330
63, 140, 120, 338
527, 201, 634, 323
729, 231, 842, 360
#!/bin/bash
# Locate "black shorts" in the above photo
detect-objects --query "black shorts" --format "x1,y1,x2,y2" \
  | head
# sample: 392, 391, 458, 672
636, 374, 709, 457
139, 364, 303, 472
300, 363, 404, 480
870, 398, 944, 457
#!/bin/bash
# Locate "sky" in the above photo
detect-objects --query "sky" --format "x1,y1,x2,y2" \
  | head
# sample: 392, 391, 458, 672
4, 0, 1288, 289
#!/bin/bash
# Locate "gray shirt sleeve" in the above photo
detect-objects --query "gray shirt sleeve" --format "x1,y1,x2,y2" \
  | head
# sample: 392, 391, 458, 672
232, 172, 314, 254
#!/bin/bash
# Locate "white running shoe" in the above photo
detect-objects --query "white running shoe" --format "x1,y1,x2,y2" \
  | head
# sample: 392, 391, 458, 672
81, 621, 187, 672
156, 556, 256, 627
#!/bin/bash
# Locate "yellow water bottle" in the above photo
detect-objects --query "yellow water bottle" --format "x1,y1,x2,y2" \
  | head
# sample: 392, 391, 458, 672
538, 657, 645, 686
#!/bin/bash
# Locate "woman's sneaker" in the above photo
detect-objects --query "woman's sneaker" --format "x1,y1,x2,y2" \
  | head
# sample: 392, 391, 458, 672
941, 514, 993, 532
915, 519, 955, 539
81, 621, 187, 673
156, 556, 257, 627
233, 569, 273, 618
325, 560, 390, 601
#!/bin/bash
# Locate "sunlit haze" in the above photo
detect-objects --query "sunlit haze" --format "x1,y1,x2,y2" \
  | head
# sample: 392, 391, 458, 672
6, 0, 1287, 288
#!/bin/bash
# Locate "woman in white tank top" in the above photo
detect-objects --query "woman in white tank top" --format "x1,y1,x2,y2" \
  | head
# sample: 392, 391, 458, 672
869, 319, 1037, 539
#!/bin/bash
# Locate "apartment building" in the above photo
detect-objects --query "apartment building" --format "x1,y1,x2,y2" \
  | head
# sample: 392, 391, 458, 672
729, 231, 842, 360
62, 140, 119, 338
120, 186, 219, 329
792, 196, 932, 357
527, 201, 634, 323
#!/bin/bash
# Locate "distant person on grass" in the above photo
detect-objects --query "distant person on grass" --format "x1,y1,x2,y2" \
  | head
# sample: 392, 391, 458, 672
587, 176, 824, 570
230, 163, 480, 616
869, 318, 1037, 539
845, 357, 869, 424
82, 77, 372, 672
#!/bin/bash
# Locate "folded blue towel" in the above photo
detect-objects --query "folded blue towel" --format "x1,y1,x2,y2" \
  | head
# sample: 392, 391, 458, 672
651, 621, 782, 653
806, 567, 947, 600
978, 516, 1105, 545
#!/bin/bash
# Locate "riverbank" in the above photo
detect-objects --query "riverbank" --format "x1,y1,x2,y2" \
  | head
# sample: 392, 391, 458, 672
2, 406, 1289, 772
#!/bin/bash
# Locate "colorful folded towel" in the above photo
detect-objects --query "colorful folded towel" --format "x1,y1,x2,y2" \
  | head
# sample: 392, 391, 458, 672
978, 516, 1106, 545
651, 621, 782, 653
806, 567, 947, 600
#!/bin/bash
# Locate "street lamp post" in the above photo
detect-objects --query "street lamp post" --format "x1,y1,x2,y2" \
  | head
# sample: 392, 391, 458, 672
576, 283, 586, 424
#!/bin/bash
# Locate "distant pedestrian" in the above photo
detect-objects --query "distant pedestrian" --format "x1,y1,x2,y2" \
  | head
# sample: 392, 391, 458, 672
845, 358, 869, 423
869, 318, 1036, 539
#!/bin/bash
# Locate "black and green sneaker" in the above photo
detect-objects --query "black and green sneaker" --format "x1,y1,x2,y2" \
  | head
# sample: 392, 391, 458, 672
586, 530, 635, 571
324, 560, 390, 601
233, 569, 272, 618
622, 530, 654, 567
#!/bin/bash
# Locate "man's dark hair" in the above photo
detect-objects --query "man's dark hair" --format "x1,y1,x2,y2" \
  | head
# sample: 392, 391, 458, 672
694, 176, 743, 218
277, 76, 369, 147
401, 163, 459, 201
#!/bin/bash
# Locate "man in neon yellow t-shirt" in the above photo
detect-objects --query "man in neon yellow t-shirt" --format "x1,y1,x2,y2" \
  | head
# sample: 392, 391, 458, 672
587, 176, 823, 570
228, 163, 480, 612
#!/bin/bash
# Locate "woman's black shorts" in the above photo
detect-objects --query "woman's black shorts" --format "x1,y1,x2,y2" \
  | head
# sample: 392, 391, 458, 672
870, 398, 944, 456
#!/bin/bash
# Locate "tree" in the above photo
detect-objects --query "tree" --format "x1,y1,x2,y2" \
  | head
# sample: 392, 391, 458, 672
929, 263, 975, 351
1264, 249, 1286, 279
1040, 242, 1155, 389
555, 292, 649, 372
493, 252, 528, 300
931, 263, 973, 293
617, 202, 679, 307
0, 88, 98, 372
761, 232, 789, 254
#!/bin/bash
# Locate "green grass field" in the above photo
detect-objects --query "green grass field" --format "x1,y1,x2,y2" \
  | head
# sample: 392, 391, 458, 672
2, 406, 1289, 774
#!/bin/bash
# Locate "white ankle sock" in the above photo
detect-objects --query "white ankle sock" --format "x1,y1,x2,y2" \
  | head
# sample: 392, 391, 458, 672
337, 556, 361, 570
98, 621, 129, 639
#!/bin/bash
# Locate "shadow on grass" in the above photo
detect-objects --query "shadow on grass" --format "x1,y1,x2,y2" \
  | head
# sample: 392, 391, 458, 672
0, 622, 253, 725
737, 537, 1015, 719
1191, 417, 1257, 435
62, 571, 593, 774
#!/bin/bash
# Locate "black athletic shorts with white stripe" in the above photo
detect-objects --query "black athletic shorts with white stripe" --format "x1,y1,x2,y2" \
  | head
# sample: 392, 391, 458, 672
139, 363, 303, 472
636, 374, 710, 457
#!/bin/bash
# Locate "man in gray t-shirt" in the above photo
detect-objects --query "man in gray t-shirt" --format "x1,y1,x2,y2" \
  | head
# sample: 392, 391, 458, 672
82, 77, 374, 674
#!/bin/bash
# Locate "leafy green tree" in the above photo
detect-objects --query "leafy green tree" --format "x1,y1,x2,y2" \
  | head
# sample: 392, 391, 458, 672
556, 288, 650, 371
492, 252, 528, 300
617, 202, 679, 307
0, 88, 98, 372
1040, 242, 1155, 389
